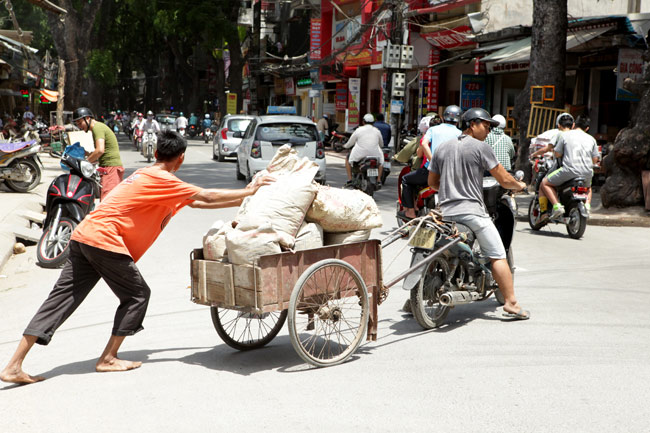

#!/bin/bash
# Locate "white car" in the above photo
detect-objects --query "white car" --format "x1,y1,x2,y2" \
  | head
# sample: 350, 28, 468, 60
236, 115, 326, 183
213, 114, 253, 162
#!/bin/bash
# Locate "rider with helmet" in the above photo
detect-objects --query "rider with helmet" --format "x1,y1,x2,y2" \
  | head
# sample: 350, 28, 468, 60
72, 107, 124, 201
428, 107, 529, 320
202, 114, 212, 135
398, 105, 462, 220
143, 110, 161, 133
175, 112, 188, 135
344, 113, 385, 185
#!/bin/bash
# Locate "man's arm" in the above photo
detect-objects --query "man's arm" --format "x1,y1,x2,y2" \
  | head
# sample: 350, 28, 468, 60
428, 171, 440, 190
343, 130, 358, 149
530, 143, 553, 159
87, 138, 105, 163
420, 132, 433, 162
489, 164, 525, 191
187, 175, 275, 208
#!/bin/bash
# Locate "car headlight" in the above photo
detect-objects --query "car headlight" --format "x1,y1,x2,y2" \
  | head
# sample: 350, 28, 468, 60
80, 160, 95, 178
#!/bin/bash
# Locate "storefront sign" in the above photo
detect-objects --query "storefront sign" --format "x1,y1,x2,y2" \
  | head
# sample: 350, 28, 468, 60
308, 89, 320, 98
310, 18, 322, 60
285, 78, 295, 96
390, 100, 403, 114
333, 15, 362, 51
616, 48, 644, 102
336, 82, 347, 110
226, 93, 237, 114
428, 48, 440, 112
459, 74, 487, 110
421, 25, 474, 50
348, 78, 361, 128
485, 61, 530, 74
297, 77, 312, 87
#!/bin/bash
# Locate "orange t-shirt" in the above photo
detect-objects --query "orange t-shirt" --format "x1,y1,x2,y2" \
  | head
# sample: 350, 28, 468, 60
72, 166, 202, 262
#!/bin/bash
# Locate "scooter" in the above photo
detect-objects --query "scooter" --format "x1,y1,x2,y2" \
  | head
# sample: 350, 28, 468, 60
395, 164, 438, 226
527, 155, 589, 239
36, 152, 100, 268
142, 128, 157, 163
381, 146, 392, 185
331, 130, 351, 152
404, 171, 524, 329
346, 156, 381, 197
203, 126, 213, 144
188, 124, 198, 138
133, 127, 144, 151
178, 127, 186, 137
0, 139, 42, 192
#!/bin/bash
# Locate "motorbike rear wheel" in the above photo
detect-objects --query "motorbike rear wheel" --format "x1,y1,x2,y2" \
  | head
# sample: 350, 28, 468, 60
5, 159, 41, 193
566, 205, 587, 239
527, 198, 546, 231
410, 256, 451, 329
333, 138, 344, 152
36, 217, 77, 268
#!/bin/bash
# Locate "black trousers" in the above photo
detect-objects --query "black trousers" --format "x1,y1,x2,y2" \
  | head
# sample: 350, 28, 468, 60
24, 241, 151, 345
401, 167, 430, 209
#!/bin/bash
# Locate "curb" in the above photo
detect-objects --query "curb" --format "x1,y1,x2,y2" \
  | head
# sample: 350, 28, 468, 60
0, 197, 44, 271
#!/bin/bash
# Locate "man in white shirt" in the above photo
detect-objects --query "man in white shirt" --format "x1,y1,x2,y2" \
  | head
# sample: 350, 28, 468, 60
175, 112, 188, 134
344, 113, 384, 185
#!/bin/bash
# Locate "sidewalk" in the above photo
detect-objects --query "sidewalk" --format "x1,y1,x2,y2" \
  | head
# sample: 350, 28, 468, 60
0, 152, 61, 272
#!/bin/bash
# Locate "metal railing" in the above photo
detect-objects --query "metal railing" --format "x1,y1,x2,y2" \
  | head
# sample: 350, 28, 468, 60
527, 104, 566, 138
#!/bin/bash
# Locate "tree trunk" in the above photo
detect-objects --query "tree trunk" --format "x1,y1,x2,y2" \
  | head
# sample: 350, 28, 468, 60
47, 0, 105, 111
600, 49, 650, 207
513, 0, 567, 179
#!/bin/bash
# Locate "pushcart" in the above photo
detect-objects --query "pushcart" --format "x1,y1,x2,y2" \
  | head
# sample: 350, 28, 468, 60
190, 214, 461, 367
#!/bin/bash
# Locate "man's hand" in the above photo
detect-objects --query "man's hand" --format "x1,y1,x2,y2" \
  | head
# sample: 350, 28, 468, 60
246, 174, 276, 194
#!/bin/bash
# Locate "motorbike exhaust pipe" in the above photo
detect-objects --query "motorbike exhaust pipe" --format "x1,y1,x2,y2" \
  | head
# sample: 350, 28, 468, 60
439, 291, 480, 307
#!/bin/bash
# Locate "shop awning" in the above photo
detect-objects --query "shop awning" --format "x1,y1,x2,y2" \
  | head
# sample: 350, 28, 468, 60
40, 89, 58, 102
0, 34, 38, 54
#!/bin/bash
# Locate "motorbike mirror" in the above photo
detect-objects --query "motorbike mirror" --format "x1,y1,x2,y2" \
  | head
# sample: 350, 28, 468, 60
514, 170, 524, 181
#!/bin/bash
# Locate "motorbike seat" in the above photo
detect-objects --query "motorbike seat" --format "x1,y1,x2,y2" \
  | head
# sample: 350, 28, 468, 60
558, 177, 586, 189
0, 140, 36, 154
418, 186, 437, 199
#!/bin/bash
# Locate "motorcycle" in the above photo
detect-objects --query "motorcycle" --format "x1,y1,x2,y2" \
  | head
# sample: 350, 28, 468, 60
346, 156, 381, 197
331, 130, 351, 152
527, 155, 589, 239
0, 139, 42, 192
133, 127, 144, 151
381, 146, 392, 185
36, 152, 100, 268
404, 171, 524, 329
203, 126, 214, 143
188, 124, 198, 138
395, 165, 438, 227
178, 127, 186, 137
142, 128, 157, 162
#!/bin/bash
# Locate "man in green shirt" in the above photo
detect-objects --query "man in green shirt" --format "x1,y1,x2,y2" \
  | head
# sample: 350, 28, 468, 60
73, 107, 124, 201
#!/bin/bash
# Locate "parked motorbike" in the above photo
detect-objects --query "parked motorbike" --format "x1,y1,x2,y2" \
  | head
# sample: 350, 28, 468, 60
331, 130, 351, 152
36, 152, 100, 268
527, 155, 589, 239
404, 171, 524, 329
133, 127, 144, 151
0, 140, 42, 192
142, 128, 157, 162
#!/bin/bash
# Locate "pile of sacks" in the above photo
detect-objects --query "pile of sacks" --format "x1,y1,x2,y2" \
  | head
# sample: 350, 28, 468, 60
203, 144, 382, 265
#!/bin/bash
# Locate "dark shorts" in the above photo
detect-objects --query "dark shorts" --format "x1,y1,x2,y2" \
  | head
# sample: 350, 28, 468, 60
24, 241, 151, 345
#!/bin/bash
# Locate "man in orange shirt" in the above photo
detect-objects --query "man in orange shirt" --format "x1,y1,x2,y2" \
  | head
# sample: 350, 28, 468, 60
1, 131, 274, 385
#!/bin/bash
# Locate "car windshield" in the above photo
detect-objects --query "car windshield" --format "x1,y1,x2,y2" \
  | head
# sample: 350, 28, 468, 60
256, 123, 318, 143
156, 115, 176, 125
228, 118, 251, 132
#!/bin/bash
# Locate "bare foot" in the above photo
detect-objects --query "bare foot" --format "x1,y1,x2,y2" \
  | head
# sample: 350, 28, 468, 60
0, 367, 45, 384
96, 358, 142, 373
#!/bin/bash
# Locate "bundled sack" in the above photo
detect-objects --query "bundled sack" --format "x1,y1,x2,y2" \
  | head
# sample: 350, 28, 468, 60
203, 220, 236, 261
294, 222, 324, 251
236, 145, 318, 237
306, 185, 383, 232
225, 222, 295, 265
324, 229, 371, 246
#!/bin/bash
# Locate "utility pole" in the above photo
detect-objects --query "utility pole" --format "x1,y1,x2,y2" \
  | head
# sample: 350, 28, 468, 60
56, 58, 65, 125
383, 0, 406, 151
250, 0, 262, 115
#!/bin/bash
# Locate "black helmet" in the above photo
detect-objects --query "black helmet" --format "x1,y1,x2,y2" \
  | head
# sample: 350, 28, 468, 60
73, 107, 94, 121
462, 107, 500, 128
442, 105, 462, 123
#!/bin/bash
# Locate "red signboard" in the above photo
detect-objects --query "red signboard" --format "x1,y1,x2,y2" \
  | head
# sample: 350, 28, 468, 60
335, 82, 347, 110
421, 25, 474, 50
427, 48, 440, 112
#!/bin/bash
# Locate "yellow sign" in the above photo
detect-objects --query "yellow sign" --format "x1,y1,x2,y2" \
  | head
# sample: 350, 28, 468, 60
226, 93, 237, 114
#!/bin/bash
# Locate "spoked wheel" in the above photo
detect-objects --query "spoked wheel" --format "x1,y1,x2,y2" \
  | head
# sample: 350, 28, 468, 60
36, 217, 76, 268
527, 198, 546, 231
5, 159, 41, 193
288, 259, 369, 367
410, 256, 451, 329
566, 205, 587, 239
211, 307, 287, 351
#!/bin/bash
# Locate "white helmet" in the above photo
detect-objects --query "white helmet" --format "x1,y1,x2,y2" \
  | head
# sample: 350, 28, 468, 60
363, 113, 374, 123
146, 110, 153, 116
205, 114, 210, 119
419, 116, 432, 134
491, 114, 506, 129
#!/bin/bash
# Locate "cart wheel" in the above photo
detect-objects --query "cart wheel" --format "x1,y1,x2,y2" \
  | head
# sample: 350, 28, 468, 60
288, 259, 369, 367
210, 307, 287, 351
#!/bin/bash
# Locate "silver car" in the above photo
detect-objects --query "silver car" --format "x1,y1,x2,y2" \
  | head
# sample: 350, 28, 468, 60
236, 115, 326, 183
156, 114, 177, 132
213, 114, 254, 161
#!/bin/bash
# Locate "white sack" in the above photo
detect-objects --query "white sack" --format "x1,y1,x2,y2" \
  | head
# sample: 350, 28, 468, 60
236, 161, 318, 237
306, 185, 383, 232
324, 229, 371, 246
294, 222, 324, 251
203, 220, 235, 261
225, 223, 294, 265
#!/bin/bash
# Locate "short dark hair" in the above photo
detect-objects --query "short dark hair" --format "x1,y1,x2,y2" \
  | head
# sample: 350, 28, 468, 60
575, 114, 590, 130
156, 130, 187, 162
429, 117, 438, 127
375, 113, 384, 121
557, 114, 574, 129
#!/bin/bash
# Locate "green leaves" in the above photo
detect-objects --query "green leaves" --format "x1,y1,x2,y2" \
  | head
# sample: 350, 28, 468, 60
85, 49, 117, 87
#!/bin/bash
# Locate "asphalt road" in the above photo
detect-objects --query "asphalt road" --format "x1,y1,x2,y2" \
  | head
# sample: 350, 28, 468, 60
1, 135, 649, 432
